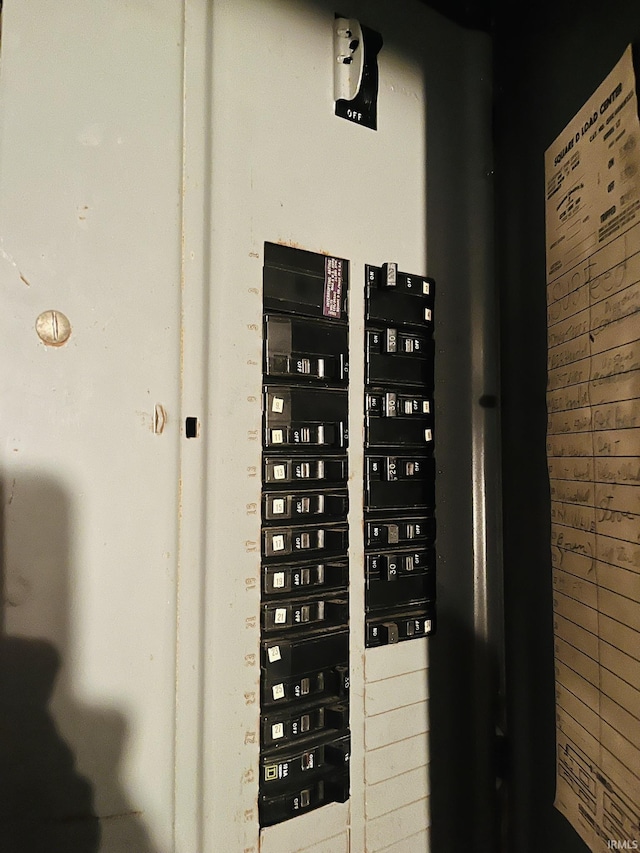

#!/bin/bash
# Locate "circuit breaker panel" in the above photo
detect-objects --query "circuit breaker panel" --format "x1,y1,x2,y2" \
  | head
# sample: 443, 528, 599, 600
0, 0, 495, 850
259, 243, 351, 826
364, 264, 437, 646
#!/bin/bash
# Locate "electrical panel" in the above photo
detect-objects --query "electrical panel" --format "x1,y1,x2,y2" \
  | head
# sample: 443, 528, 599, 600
259, 243, 351, 826
1, 1, 494, 850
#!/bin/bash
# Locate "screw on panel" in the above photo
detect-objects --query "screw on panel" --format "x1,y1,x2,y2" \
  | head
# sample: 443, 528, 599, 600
35, 310, 72, 346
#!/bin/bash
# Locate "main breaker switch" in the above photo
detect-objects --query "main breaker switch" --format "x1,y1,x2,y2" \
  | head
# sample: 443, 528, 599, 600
333, 17, 383, 130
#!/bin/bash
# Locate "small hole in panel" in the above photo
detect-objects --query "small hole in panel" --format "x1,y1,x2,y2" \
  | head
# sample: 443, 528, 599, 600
185, 417, 199, 438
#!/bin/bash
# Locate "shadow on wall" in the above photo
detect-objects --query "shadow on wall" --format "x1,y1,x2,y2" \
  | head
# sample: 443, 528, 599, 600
0, 473, 159, 853
428, 601, 506, 853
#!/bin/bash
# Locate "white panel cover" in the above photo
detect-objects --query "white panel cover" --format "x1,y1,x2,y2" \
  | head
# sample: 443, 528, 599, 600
0, 1, 490, 852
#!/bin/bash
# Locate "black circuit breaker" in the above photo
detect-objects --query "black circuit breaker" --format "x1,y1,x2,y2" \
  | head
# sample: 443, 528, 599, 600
364, 262, 437, 647
259, 243, 351, 827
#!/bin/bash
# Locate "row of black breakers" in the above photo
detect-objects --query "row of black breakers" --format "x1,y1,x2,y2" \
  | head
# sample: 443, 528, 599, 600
259, 243, 351, 827
363, 262, 436, 647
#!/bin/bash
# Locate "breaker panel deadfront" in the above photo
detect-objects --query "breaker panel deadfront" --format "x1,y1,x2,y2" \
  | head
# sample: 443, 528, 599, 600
0, 1, 494, 851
